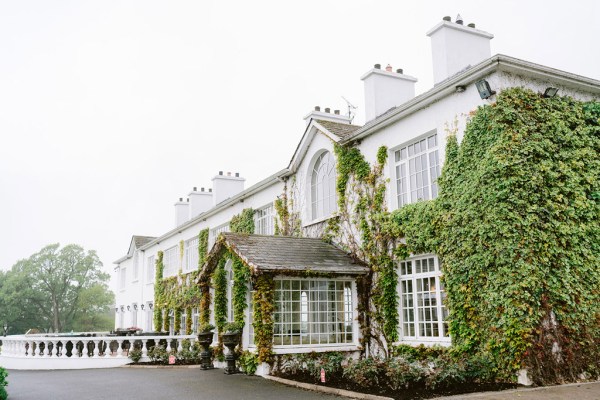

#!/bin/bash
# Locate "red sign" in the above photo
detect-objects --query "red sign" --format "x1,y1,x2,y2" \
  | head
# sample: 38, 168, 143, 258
169, 355, 176, 365
320, 368, 326, 383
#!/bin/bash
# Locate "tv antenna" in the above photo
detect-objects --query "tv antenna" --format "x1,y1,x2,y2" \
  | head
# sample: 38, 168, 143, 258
342, 96, 357, 124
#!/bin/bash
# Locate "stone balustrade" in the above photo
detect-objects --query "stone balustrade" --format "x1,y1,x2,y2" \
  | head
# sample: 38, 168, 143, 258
0, 333, 197, 370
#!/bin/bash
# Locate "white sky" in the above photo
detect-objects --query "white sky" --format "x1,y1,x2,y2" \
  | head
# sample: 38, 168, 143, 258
1, 0, 599, 276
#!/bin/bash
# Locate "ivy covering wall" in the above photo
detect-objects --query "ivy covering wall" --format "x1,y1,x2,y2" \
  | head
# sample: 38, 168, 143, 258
433, 88, 600, 383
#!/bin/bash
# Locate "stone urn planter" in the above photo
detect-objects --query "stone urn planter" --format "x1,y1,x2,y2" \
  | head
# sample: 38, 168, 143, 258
221, 322, 243, 375
197, 329, 215, 370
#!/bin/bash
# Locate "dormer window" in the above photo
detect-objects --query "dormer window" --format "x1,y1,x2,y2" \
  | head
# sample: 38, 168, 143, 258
310, 151, 337, 220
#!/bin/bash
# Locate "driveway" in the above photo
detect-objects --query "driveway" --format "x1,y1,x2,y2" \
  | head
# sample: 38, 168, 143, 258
6, 367, 340, 400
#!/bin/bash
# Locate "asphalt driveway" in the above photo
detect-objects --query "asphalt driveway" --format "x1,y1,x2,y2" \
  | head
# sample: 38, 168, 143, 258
6, 367, 340, 400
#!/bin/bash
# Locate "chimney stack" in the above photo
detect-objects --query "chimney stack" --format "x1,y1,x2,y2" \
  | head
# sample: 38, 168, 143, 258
361, 64, 417, 121
427, 15, 493, 85
174, 198, 190, 227
188, 186, 213, 219
212, 171, 245, 206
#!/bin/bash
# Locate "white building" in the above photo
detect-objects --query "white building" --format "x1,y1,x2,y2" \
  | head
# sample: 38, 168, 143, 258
114, 16, 600, 356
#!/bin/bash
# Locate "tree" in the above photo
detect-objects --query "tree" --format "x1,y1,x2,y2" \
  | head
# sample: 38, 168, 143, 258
0, 244, 113, 333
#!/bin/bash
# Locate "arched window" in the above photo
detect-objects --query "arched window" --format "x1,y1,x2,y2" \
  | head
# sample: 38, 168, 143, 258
311, 151, 337, 220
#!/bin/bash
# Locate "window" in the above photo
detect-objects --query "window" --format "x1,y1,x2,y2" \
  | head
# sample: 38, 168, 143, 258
119, 268, 126, 291
273, 279, 354, 346
226, 260, 234, 322
398, 255, 448, 340
311, 151, 337, 220
169, 310, 175, 336
131, 304, 138, 327
185, 237, 199, 272
181, 310, 187, 334
163, 246, 179, 277
147, 255, 155, 283
394, 133, 440, 208
254, 204, 275, 235
132, 256, 139, 281
209, 223, 230, 248
145, 302, 153, 332
192, 308, 199, 334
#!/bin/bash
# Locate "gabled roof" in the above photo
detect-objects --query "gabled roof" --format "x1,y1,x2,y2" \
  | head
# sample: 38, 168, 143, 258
114, 235, 158, 264
287, 119, 363, 174
315, 120, 362, 139
133, 235, 157, 248
203, 233, 369, 277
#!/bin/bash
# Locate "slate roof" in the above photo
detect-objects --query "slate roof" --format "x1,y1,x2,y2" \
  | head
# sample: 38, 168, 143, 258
315, 120, 362, 139
208, 233, 369, 275
133, 235, 157, 248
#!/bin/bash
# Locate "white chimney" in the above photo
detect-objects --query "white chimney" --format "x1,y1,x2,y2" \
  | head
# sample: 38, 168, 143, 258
174, 198, 190, 227
361, 64, 417, 122
188, 187, 213, 219
303, 106, 351, 126
427, 15, 494, 85
212, 171, 245, 206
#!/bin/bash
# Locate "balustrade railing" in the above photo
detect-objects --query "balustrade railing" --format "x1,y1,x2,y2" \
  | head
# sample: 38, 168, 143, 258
0, 333, 197, 370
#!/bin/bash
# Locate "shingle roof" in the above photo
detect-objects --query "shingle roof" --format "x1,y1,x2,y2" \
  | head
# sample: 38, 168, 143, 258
133, 236, 157, 248
315, 120, 362, 139
209, 233, 368, 275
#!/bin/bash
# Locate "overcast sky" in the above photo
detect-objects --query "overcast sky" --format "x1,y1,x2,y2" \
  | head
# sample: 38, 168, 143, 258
1, 0, 599, 277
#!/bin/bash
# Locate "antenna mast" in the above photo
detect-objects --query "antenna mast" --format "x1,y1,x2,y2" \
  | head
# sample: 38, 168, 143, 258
341, 96, 357, 124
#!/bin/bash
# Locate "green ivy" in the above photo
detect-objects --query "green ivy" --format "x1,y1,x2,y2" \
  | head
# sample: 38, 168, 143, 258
434, 88, 600, 383
153, 251, 164, 331
274, 179, 302, 236
253, 274, 275, 363
198, 228, 209, 267
230, 208, 255, 234
213, 258, 228, 332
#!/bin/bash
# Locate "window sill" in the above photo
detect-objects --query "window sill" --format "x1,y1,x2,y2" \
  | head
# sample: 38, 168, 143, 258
271, 344, 360, 354
394, 338, 451, 347
131, 279, 139, 284
302, 213, 338, 229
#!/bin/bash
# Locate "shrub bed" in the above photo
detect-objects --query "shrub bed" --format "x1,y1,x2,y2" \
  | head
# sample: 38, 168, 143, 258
272, 350, 515, 399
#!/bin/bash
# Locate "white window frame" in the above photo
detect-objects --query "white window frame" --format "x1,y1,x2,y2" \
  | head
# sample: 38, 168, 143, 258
209, 222, 230, 249
310, 151, 337, 221
271, 277, 357, 348
398, 254, 449, 344
192, 307, 199, 334
119, 267, 126, 291
145, 302, 153, 332
392, 132, 441, 209
132, 255, 139, 282
163, 246, 178, 277
146, 255, 155, 284
185, 237, 199, 272
254, 204, 275, 235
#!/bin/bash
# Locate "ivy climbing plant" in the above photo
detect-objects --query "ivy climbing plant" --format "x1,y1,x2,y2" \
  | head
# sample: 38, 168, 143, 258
433, 88, 600, 383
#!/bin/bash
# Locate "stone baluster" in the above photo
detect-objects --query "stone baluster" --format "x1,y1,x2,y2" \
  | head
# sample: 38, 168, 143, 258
51, 340, 58, 357
177, 338, 183, 353
141, 339, 148, 358
166, 339, 172, 353
93, 340, 100, 358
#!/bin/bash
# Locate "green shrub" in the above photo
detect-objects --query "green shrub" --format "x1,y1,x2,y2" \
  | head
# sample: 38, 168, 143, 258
0, 366, 7, 400
384, 357, 426, 390
343, 358, 382, 388
238, 351, 259, 375
128, 348, 143, 363
147, 345, 169, 364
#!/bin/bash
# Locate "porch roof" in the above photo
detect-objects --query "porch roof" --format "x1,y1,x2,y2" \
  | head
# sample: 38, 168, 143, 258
205, 233, 369, 276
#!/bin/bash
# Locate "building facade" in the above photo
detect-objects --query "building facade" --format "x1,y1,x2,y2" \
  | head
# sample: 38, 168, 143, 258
114, 17, 600, 360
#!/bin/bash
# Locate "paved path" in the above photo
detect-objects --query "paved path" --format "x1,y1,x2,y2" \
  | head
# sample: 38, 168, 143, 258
6, 367, 340, 400
436, 381, 600, 400
6, 367, 600, 400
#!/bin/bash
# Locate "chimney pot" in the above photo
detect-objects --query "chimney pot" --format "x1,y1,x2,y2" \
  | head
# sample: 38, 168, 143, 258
179, 197, 183, 202
227, 172, 231, 176
396, 68, 403, 74
235, 172, 240, 177
385, 64, 393, 72
186, 198, 189, 202
209, 188, 212, 192
334, 110, 340, 115
374, 63, 381, 69
201, 187, 205, 192
456, 14, 463, 25
467, 23, 475, 28
219, 171, 223, 175
314, 106, 321, 111
324, 107, 330, 113
443, 16, 451, 21
193, 186, 197, 191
